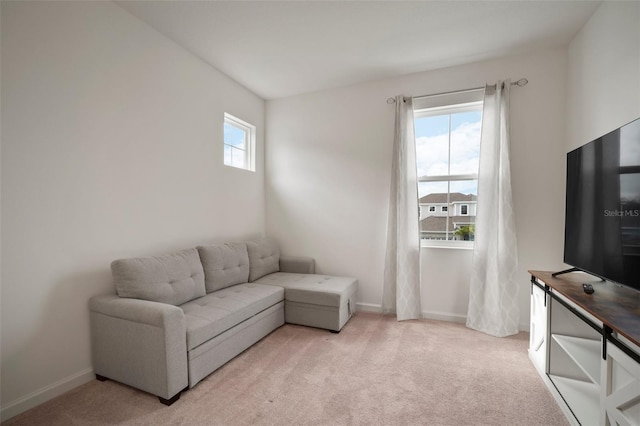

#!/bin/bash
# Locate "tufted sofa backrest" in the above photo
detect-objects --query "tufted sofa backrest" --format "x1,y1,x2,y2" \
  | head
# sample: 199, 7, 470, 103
246, 238, 280, 282
197, 242, 250, 293
111, 248, 206, 306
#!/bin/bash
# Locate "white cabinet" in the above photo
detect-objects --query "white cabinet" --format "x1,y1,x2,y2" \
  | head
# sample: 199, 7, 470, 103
603, 340, 640, 425
547, 296, 602, 425
529, 282, 548, 373
529, 272, 640, 426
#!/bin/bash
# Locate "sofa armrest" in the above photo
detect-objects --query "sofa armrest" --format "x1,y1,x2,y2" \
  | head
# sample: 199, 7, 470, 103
89, 295, 188, 400
279, 255, 315, 274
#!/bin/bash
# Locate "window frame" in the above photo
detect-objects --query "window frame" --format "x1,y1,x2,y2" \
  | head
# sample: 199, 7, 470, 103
223, 113, 256, 172
414, 94, 483, 249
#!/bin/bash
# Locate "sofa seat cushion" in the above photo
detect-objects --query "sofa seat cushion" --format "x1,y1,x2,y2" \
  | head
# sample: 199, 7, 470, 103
253, 272, 357, 308
181, 283, 284, 350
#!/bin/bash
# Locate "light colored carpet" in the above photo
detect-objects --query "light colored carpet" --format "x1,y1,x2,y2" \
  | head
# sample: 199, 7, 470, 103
3, 312, 568, 425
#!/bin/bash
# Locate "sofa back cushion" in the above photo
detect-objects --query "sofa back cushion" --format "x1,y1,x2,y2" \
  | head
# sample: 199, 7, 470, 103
197, 242, 250, 292
111, 248, 206, 306
246, 238, 280, 282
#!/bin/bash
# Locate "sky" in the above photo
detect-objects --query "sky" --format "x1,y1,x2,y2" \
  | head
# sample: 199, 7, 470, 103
224, 122, 248, 168
415, 110, 482, 198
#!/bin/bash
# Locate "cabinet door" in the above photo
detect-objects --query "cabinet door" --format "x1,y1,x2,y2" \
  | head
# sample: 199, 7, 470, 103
602, 343, 640, 426
529, 283, 547, 374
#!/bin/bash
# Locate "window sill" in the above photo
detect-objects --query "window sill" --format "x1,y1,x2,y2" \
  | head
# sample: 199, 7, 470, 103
420, 241, 474, 250
223, 164, 255, 172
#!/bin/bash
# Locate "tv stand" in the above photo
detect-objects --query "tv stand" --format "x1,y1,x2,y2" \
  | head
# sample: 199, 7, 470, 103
528, 270, 639, 426
551, 267, 605, 281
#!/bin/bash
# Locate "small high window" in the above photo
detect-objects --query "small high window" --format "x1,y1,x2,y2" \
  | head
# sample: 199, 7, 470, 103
224, 113, 255, 171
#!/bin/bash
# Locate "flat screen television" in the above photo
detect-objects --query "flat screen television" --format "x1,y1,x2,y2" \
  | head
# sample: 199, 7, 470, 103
562, 117, 640, 292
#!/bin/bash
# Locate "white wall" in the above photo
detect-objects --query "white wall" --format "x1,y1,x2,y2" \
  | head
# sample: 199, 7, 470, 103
566, 1, 640, 151
0, 2, 264, 419
266, 49, 568, 327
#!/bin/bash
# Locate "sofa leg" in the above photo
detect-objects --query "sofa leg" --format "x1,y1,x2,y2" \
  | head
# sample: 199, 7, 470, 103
330, 329, 340, 334
95, 374, 108, 382
159, 392, 181, 406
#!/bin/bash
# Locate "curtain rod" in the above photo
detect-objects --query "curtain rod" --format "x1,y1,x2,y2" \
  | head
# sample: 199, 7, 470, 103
386, 78, 528, 104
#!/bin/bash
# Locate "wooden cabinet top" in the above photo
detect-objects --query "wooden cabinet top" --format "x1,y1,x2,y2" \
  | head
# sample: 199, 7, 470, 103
529, 270, 640, 347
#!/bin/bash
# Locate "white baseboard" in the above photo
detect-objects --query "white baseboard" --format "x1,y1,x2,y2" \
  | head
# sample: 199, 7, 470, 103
421, 310, 467, 324
356, 302, 383, 313
0, 367, 95, 422
356, 303, 467, 324
357, 303, 530, 332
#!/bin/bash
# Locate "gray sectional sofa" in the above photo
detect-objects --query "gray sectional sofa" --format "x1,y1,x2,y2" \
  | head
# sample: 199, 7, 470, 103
89, 238, 358, 405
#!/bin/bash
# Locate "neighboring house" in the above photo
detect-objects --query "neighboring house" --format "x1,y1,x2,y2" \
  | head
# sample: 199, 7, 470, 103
419, 193, 477, 240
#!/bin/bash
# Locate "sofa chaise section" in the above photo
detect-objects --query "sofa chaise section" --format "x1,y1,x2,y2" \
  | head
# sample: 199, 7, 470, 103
254, 272, 357, 332
245, 239, 358, 332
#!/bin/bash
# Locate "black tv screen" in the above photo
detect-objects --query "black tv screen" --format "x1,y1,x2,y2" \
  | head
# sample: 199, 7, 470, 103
564, 117, 640, 292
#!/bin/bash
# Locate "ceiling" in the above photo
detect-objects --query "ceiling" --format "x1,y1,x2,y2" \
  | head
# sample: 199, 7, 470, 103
117, 1, 601, 100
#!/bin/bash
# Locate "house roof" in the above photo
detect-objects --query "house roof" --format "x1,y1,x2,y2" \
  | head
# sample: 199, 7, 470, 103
420, 216, 475, 233
419, 193, 477, 204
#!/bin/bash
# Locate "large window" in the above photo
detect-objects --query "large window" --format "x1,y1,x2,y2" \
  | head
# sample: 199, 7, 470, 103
224, 113, 255, 171
415, 90, 483, 246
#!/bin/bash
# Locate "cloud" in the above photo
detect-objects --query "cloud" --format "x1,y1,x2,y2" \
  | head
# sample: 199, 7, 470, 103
416, 119, 481, 177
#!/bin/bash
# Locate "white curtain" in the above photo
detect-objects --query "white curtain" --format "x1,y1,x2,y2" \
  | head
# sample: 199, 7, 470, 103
382, 96, 422, 321
466, 80, 520, 337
